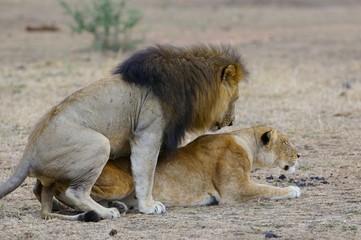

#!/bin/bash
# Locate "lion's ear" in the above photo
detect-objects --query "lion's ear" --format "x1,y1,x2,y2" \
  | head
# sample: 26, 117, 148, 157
222, 65, 237, 84
261, 130, 277, 147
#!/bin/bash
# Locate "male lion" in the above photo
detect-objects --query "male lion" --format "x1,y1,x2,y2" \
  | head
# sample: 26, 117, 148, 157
0, 44, 247, 220
35, 126, 301, 221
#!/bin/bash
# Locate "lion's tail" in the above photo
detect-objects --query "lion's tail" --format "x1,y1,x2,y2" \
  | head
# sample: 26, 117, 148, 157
41, 210, 102, 222
0, 157, 30, 199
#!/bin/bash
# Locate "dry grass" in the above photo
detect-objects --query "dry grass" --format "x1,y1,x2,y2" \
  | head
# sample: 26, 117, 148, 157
0, 0, 361, 239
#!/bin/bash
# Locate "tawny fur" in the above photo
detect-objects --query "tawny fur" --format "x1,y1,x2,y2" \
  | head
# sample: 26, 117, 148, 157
40, 126, 301, 219
0, 44, 247, 220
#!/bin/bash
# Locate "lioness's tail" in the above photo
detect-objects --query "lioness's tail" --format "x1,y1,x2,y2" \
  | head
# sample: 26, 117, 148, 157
0, 159, 30, 198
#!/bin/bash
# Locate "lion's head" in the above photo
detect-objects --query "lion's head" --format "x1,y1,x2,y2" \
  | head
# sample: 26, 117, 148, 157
114, 44, 248, 151
210, 65, 241, 131
253, 126, 300, 173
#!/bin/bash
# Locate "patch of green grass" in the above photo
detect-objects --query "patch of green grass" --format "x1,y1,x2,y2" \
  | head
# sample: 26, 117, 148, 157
0, 129, 6, 139
298, 165, 313, 171
303, 144, 314, 150
342, 225, 358, 232
346, 210, 361, 216
284, 182, 298, 187
258, 202, 274, 209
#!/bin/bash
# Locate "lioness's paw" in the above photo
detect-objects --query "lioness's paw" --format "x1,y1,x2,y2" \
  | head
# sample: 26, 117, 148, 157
108, 201, 128, 215
287, 186, 301, 198
139, 201, 166, 214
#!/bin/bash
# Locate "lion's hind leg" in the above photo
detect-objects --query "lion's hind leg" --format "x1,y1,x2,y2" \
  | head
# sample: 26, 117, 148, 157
33, 179, 69, 212
59, 132, 122, 220
41, 129, 121, 220
38, 183, 101, 222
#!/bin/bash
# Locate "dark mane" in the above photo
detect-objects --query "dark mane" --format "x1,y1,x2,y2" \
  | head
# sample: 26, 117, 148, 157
113, 44, 245, 151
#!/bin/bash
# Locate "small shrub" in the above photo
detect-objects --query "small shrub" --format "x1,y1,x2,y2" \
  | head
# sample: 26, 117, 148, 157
60, 0, 141, 52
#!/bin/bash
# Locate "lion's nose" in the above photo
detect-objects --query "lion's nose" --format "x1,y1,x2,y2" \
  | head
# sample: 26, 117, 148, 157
297, 154, 301, 158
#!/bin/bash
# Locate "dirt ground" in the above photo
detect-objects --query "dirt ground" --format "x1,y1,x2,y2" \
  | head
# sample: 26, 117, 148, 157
0, 0, 360, 239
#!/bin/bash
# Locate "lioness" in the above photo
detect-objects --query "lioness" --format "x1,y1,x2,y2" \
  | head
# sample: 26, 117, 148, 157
35, 126, 301, 221
0, 44, 247, 220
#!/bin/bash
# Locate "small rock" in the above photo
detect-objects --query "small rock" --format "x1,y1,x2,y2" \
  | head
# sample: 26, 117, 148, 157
333, 112, 352, 117
264, 231, 281, 238
342, 81, 352, 89
296, 182, 306, 187
109, 229, 118, 236
278, 174, 287, 181
16, 65, 26, 70
288, 178, 295, 183
266, 175, 274, 180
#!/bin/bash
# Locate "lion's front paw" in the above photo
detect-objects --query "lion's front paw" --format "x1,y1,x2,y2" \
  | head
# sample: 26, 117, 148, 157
287, 186, 301, 198
139, 200, 166, 214
106, 207, 121, 219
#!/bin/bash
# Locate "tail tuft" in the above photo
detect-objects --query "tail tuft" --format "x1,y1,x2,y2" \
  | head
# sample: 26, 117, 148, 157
78, 210, 101, 222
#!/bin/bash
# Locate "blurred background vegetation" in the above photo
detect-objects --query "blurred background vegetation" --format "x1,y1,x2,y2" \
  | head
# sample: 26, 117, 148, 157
60, 0, 141, 52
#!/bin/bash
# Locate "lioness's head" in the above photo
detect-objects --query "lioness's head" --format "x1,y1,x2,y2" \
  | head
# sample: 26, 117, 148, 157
254, 126, 300, 173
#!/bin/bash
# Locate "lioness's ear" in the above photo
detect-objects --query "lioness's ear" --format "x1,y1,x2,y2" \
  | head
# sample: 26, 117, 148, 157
222, 65, 237, 84
261, 130, 277, 147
